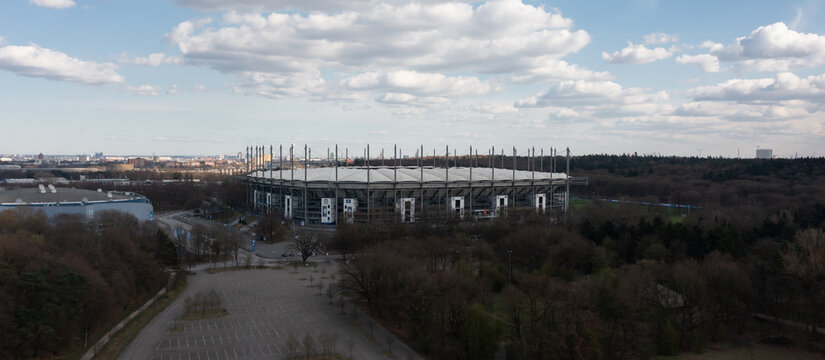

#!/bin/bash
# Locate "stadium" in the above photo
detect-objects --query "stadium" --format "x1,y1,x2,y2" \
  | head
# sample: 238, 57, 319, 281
0, 185, 154, 222
245, 147, 584, 226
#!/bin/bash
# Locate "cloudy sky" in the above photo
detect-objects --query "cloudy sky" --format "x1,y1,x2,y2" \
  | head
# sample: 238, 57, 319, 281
1, 0, 823, 157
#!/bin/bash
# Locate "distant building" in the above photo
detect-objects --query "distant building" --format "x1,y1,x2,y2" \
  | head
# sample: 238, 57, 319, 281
128, 157, 149, 168
0, 187, 153, 222
756, 149, 773, 159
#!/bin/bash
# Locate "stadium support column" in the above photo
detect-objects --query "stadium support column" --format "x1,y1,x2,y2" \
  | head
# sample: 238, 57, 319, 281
246, 146, 250, 210
420, 145, 424, 218
565, 147, 570, 215
279, 144, 283, 213
540, 148, 543, 173
549, 147, 554, 210
393, 144, 397, 221
269, 145, 273, 214
469, 145, 473, 215
335, 144, 339, 223
367, 145, 371, 225
290, 144, 294, 224
531, 147, 536, 211
491, 146, 495, 203
446, 145, 449, 217
305, 145, 309, 225
512, 147, 516, 210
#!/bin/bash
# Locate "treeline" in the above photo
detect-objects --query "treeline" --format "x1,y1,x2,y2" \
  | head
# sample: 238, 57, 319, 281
0, 209, 175, 359
73, 176, 247, 211
335, 201, 825, 359
354, 154, 825, 211
570, 155, 825, 210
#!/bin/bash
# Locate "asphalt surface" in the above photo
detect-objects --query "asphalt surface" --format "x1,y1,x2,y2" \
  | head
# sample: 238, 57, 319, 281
118, 264, 422, 360
121, 212, 420, 360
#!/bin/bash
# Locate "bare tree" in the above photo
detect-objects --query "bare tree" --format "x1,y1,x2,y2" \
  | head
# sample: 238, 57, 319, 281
782, 228, 825, 335
221, 230, 242, 266
326, 283, 337, 304
303, 333, 315, 359
255, 212, 289, 243
292, 228, 321, 263
285, 333, 298, 359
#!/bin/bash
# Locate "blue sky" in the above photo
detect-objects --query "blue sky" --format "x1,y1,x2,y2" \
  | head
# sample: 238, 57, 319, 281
1, 0, 823, 157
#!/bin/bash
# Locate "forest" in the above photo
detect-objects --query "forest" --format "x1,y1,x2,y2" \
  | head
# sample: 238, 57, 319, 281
0, 210, 176, 359
334, 156, 825, 359
0, 156, 823, 359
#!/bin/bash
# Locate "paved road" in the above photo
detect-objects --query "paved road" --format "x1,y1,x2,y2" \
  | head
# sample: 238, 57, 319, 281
118, 264, 421, 360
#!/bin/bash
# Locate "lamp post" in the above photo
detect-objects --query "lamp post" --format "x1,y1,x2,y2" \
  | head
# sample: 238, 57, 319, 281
507, 249, 513, 285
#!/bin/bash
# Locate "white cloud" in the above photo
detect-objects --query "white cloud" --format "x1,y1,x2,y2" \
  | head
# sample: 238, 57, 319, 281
674, 101, 810, 122
233, 70, 325, 98
709, 22, 825, 72
643, 32, 678, 45
192, 84, 206, 91
341, 70, 491, 97
120, 52, 183, 66
167, 1, 594, 100
167, 84, 180, 94
687, 72, 825, 102
675, 54, 721, 72
700, 41, 723, 52
169, 2, 586, 74
0, 44, 124, 85
602, 42, 672, 64
29, 0, 75, 9
515, 80, 668, 108
376, 92, 448, 106
172, 0, 373, 12
510, 57, 611, 83
128, 85, 162, 96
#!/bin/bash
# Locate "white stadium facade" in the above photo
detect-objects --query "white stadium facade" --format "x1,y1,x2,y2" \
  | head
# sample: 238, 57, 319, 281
244, 145, 585, 226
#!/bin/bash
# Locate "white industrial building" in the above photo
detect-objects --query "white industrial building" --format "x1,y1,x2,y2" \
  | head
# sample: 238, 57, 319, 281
0, 186, 153, 222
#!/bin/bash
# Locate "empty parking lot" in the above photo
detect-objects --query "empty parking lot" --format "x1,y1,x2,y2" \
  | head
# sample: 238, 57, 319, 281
119, 263, 420, 360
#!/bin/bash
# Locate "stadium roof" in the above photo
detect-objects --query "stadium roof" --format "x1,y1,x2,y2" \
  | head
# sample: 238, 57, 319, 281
248, 166, 567, 183
0, 187, 144, 205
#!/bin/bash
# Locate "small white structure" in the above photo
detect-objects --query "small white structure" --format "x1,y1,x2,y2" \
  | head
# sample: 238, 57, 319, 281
756, 148, 773, 159
343, 198, 357, 223
284, 195, 293, 219
449, 196, 465, 218
530, 193, 547, 213
321, 198, 335, 224
493, 195, 508, 216
397, 198, 416, 223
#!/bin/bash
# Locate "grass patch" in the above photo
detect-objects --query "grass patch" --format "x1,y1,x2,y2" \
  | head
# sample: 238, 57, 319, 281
213, 209, 241, 224
180, 309, 228, 321
669, 215, 685, 224
570, 198, 589, 210
91, 277, 188, 360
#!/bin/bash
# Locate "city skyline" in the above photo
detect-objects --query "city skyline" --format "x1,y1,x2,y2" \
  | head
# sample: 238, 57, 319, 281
1, 0, 824, 157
